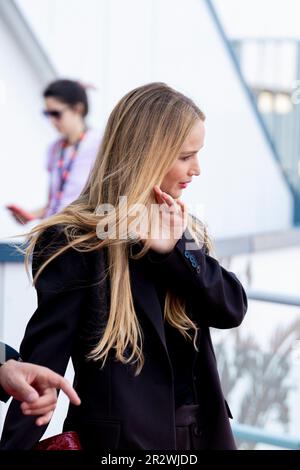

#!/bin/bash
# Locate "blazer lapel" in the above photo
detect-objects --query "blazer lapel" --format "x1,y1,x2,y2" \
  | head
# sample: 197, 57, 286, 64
129, 256, 169, 356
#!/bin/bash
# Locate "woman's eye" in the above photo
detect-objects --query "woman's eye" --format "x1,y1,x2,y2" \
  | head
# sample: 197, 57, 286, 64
181, 156, 192, 161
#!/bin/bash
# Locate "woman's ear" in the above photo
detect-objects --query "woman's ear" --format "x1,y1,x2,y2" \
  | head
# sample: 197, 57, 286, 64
74, 102, 85, 116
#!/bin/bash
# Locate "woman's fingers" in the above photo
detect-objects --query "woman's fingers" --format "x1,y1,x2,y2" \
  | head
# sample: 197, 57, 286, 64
176, 199, 188, 228
155, 187, 174, 207
160, 193, 174, 207
154, 186, 175, 207
153, 185, 165, 204
160, 194, 182, 216
153, 186, 180, 211
176, 198, 187, 216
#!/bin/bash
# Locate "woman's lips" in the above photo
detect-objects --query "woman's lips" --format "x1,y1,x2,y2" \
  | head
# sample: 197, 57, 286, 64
179, 181, 190, 188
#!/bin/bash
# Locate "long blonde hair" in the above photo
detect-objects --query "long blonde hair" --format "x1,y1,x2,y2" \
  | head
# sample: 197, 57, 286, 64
25, 82, 212, 375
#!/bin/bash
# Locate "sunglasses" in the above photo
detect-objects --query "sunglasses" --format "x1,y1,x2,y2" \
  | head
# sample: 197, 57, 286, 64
42, 106, 68, 119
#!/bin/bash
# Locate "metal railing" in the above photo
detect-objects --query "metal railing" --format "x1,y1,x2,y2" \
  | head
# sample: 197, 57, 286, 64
247, 289, 300, 307
233, 288, 300, 449
232, 423, 300, 450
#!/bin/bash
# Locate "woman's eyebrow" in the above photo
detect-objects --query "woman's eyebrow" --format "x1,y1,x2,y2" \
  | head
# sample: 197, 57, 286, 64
180, 149, 200, 155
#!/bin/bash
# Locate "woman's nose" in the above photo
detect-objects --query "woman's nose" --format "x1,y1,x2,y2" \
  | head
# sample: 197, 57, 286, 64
189, 159, 201, 177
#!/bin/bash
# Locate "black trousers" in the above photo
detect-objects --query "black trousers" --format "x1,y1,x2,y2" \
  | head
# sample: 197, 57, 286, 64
175, 404, 207, 450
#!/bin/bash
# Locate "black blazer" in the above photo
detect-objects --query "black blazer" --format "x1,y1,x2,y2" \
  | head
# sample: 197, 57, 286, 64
0, 225, 247, 450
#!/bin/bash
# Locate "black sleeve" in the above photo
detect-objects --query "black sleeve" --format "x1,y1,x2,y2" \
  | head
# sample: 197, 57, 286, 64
0, 343, 22, 403
0, 226, 90, 449
147, 229, 248, 329
0, 385, 10, 403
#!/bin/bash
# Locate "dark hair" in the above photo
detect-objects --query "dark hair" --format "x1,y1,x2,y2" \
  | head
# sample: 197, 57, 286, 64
43, 79, 89, 117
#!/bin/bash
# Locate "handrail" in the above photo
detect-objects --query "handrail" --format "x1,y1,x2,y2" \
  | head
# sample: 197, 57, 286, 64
235, 287, 300, 449
1, 227, 300, 262
0, 243, 24, 263
204, 0, 294, 198
232, 423, 300, 450
247, 289, 300, 307
215, 228, 300, 256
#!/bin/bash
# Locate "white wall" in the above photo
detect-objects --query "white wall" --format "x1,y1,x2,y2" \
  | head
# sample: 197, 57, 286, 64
214, 0, 300, 39
0, 14, 55, 239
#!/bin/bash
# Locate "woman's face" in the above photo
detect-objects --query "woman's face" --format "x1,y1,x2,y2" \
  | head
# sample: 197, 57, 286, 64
44, 97, 83, 135
161, 118, 205, 199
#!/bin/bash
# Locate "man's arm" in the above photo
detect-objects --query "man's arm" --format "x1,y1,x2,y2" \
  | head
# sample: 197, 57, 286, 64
0, 359, 80, 425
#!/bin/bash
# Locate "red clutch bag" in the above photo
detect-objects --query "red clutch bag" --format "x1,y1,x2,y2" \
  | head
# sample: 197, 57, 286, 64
33, 431, 82, 450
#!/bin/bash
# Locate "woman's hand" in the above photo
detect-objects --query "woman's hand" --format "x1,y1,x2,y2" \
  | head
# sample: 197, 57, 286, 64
142, 185, 188, 254
6, 205, 36, 224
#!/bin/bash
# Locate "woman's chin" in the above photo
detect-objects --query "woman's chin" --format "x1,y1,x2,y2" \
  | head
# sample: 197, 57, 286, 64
173, 188, 182, 199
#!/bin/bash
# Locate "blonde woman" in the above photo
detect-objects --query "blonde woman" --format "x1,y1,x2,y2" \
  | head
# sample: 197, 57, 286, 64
0, 83, 247, 450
